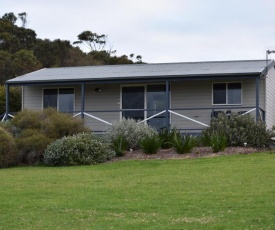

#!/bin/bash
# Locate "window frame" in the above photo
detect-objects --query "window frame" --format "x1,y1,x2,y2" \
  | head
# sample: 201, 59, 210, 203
42, 87, 75, 113
212, 82, 242, 105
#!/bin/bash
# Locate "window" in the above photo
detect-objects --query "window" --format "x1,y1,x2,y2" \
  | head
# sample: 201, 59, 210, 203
43, 88, 74, 113
213, 83, 241, 105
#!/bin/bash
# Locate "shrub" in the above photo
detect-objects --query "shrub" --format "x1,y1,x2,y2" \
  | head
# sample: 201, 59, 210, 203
173, 134, 195, 154
159, 127, 179, 149
110, 136, 128, 157
44, 133, 115, 166
12, 108, 89, 139
210, 132, 227, 153
0, 127, 17, 168
106, 118, 157, 149
11, 109, 42, 130
199, 132, 211, 147
0, 85, 21, 115
11, 108, 90, 165
16, 129, 52, 165
139, 134, 162, 154
203, 113, 272, 148
40, 108, 90, 139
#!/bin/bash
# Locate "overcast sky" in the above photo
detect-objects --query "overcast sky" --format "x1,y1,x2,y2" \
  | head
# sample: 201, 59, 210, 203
2, 0, 275, 63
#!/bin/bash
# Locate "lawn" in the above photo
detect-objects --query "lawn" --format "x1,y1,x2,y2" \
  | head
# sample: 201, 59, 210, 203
0, 153, 275, 229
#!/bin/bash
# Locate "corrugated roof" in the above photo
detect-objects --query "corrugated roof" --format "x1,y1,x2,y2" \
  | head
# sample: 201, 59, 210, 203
6, 59, 274, 84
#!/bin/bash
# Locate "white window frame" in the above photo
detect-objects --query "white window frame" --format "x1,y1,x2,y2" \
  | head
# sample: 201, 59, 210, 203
212, 82, 242, 105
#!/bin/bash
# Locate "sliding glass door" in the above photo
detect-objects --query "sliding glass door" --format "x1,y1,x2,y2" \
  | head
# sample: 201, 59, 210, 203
122, 86, 145, 120
147, 85, 166, 130
122, 85, 168, 130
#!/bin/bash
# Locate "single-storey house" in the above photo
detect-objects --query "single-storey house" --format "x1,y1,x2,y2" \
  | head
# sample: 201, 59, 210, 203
4, 59, 275, 133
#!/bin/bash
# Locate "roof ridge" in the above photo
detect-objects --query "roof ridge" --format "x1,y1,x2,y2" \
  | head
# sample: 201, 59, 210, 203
44, 59, 271, 70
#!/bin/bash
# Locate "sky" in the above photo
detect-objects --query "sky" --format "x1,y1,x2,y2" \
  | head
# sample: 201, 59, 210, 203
2, 0, 275, 63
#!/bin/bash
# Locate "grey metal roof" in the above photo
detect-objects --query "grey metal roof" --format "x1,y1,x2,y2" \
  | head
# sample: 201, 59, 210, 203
6, 59, 274, 85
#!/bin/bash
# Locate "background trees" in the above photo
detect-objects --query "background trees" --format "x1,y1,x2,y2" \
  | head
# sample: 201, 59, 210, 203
0, 11, 145, 115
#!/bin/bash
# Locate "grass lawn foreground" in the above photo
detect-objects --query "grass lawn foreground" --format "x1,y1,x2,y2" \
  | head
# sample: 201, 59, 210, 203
0, 153, 275, 229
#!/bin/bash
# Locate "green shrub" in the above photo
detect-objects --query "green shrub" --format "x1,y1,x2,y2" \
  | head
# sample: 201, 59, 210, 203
203, 113, 272, 148
199, 132, 211, 147
44, 133, 115, 166
159, 127, 179, 149
106, 118, 157, 149
0, 127, 17, 168
210, 132, 227, 153
11, 109, 42, 130
139, 134, 162, 154
110, 136, 128, 157
12, 108, 89, 139
173, 134, 195, 154
16, 129, 52, 165
0, 85, 21, 115
11, 108, 90, 165
41, 108, 90, 139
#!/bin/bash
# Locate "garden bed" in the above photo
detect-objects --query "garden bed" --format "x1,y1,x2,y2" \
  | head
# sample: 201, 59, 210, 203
110, 146, 268, 162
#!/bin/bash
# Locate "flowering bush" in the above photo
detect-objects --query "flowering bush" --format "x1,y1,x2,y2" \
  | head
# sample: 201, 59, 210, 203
106, 118, 157, 149
44, 133, 115, 166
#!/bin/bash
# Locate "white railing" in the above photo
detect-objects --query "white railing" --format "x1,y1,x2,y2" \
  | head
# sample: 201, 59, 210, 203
168, 110, 210, 127
1, 113, 14, 122
70, 107, 262, 130
72, 112, 113, 126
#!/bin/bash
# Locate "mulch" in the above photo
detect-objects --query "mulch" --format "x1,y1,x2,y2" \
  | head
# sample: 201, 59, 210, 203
109, 146, 271, 162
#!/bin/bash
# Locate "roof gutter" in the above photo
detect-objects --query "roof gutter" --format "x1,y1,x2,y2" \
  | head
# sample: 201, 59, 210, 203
5, 72, 261, 86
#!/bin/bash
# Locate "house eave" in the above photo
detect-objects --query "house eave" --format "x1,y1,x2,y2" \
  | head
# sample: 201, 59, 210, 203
6, 72, 261, 86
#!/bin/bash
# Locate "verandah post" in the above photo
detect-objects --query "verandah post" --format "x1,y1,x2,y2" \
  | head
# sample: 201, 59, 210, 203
255, 77, 259, 121
165, 80, 170, 131
81, 83, 85, 119
5, 83, 10, 121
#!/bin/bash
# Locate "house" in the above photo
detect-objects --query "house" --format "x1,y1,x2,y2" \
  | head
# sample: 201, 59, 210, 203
5, 59, 275, 133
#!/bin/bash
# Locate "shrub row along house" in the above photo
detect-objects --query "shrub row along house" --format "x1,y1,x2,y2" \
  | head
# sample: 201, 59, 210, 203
4, 59, 275, 133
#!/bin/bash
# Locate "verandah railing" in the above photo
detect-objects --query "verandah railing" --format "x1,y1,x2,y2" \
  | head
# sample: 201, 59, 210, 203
71, 106, 265, 133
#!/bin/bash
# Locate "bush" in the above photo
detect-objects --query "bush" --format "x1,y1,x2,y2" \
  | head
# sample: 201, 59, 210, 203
44, 133, 115, 166
110, 136, 128, 157
0, 85, 21, 115
0, 127, 17, 168
203, 113, 272, 148
11, 109, 42, 130
139, 134, 162, 154
210, 132, 227, 153
199, 132, 211, 147
159, 127, 179, 149
12, 108, 89, 139
16, 129, 52, 165
106, 118, 157, 149
173, 134, 195, 154
10, 108, 90, 165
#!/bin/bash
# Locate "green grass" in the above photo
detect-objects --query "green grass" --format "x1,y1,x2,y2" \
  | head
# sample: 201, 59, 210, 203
1, 153, 275, 229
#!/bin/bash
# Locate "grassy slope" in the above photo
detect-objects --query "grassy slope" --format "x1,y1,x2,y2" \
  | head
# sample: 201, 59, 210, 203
0, 153, 275, 229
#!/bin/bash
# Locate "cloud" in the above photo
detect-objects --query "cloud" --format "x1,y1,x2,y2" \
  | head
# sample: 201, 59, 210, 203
1, 0, 275, 63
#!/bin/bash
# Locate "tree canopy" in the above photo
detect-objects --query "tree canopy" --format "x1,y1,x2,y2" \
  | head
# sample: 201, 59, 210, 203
0, 11, 145, 115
